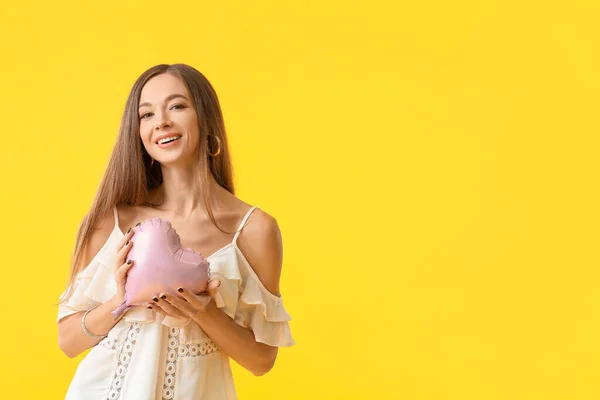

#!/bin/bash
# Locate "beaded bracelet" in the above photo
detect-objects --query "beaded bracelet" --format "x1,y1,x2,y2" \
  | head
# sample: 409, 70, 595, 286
81, 306, 108, 339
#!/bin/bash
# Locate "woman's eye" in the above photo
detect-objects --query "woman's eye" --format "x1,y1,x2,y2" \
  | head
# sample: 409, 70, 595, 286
170, 104, 185, 110
140, 112, 153, 119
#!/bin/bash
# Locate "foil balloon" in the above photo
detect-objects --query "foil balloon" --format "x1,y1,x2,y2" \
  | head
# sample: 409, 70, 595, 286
111, 217, 211, 319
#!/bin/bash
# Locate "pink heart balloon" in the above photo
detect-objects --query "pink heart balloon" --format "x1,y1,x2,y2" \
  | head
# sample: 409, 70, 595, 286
111, 217, 211, 319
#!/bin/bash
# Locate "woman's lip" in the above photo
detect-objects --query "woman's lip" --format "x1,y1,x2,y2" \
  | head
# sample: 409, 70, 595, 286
156, 137, 182, 148
154, 133, 182, 144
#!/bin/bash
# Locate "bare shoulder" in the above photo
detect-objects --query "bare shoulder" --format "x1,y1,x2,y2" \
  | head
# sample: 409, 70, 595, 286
114, 204, 141, 232
236, 207, 284, 297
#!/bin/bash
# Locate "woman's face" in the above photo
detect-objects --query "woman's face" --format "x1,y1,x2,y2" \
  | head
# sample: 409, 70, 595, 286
138, 73, 200, 166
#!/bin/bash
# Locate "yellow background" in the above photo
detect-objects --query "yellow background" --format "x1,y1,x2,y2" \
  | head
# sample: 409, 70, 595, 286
0, 0, 599, 398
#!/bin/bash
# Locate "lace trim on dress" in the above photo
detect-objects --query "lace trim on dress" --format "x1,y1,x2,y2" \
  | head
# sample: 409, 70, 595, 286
104, 322, 141, 400
162, 327, 220, 400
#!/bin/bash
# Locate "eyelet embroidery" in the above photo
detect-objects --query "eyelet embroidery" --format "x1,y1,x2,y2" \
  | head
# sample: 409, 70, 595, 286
162, 327, 219, 400
104, 322, 140, 400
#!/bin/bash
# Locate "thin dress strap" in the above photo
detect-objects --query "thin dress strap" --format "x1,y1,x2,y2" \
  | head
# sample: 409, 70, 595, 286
232, 206, 258, 245
112, 206, 119, 229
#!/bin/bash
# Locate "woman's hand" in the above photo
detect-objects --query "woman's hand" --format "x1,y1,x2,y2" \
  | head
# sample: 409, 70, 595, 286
147, 279, 221, 320
113, 226, 136, 304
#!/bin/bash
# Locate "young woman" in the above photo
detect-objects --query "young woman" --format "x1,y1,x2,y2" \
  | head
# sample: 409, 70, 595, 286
56, 64, 294, 399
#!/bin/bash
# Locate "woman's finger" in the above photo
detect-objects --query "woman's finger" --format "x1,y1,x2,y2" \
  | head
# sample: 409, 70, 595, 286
116, 227, 135, 252
176, 288, 212, 310
158, 293, 200, 317
205, 279, 221, 298
115, 260, 135, 283
147, 302, 175, 318
152, 295, 190, 319
115, 235, 134, 267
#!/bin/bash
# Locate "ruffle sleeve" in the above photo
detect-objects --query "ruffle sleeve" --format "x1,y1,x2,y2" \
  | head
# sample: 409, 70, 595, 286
56, 231, 118, 323
209, 245, 295, 348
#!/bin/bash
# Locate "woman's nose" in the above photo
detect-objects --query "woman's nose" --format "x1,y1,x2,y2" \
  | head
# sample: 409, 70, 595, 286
155, 119, 173, 130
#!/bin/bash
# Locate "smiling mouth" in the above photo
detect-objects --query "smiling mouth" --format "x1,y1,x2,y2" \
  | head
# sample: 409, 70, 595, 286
156, 135, 182, 145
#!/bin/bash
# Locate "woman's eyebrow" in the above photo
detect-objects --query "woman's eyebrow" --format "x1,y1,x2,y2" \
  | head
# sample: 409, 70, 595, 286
138, 94, 188, 109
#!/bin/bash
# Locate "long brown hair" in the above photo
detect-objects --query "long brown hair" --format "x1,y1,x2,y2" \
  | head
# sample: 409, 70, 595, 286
59, 64, 235, 304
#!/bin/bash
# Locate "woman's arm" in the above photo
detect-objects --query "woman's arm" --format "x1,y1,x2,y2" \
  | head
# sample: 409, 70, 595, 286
193, 300, 279, 376
58, 295, 125, 358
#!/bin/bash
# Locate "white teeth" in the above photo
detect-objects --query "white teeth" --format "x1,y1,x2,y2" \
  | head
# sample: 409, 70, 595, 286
158, 136, 181, 144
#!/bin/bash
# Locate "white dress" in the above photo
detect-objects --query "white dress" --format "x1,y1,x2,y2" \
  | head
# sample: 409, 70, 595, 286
57, 206, 295, 400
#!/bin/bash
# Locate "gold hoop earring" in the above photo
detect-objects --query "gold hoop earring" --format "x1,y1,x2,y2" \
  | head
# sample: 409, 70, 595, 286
207, 134, 222, 157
